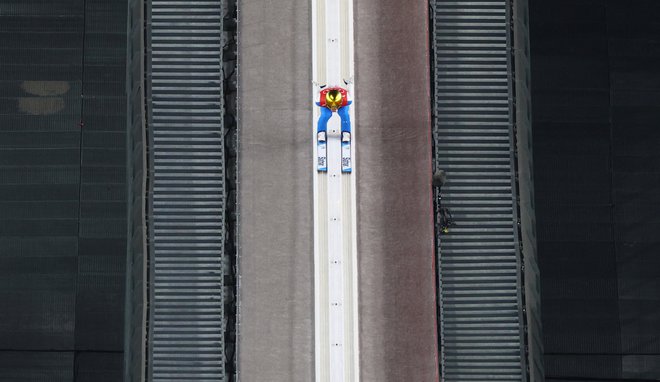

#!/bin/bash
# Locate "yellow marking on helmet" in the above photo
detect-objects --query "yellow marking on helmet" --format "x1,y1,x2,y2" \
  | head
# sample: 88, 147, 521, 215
326, 89, 342, 111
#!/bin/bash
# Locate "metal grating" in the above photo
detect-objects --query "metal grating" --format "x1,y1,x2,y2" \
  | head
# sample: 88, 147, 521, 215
431, 1, 525, 381
147, 0, 226, 380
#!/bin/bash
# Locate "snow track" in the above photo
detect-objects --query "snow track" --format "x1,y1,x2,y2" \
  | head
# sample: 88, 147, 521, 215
313, 0, 359, 381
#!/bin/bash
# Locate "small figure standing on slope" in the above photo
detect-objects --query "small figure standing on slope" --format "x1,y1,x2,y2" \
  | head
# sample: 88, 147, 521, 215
316, 85, 353, 173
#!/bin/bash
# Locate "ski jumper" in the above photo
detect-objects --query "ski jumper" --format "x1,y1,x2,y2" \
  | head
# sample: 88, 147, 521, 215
316, 86, 352, 135
316, 86, 352, 173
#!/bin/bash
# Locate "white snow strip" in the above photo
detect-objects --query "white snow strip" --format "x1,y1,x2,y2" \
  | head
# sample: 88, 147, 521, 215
313, 0, 359, 381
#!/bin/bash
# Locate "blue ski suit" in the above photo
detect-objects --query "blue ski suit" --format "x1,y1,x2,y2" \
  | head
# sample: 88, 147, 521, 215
316, 101, 352, 135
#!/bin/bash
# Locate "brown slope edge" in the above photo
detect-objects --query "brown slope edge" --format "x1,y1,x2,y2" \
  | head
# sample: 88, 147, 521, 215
236, 0, 314, 381
354, 0, 440, 381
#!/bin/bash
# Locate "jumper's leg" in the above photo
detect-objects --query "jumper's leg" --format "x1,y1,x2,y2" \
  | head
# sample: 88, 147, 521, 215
338, 105, 351, 134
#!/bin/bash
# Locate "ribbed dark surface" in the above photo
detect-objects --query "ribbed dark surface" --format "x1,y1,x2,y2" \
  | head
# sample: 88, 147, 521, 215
531, 0, 660, 379
0, 0, 126, 379
147, 0, 226, 380
431, 0, 524, 380
77, 0, 128, 359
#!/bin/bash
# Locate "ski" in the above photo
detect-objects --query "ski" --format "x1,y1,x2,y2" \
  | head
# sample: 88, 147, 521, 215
318, 131, 328, 172
341, 132, 351, 173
